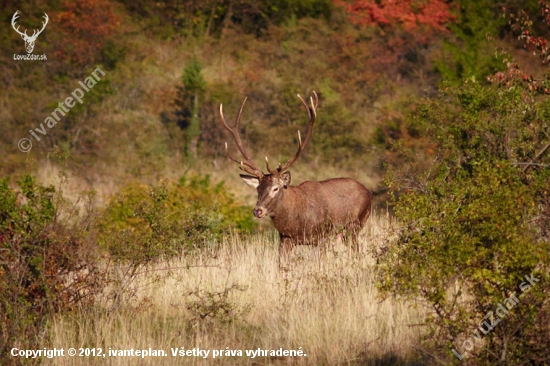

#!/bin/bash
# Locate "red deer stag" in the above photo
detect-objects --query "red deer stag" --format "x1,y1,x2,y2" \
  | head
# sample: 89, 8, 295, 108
219, 92, 373, 263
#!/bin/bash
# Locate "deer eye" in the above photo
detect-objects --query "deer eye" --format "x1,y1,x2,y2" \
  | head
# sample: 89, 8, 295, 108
273, 187, 279, 193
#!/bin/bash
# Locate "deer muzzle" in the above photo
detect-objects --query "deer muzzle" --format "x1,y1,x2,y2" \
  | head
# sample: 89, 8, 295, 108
253, 207, 266, 218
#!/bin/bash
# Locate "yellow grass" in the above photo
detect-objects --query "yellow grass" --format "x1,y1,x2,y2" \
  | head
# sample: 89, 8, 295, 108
44, 214, 425, 365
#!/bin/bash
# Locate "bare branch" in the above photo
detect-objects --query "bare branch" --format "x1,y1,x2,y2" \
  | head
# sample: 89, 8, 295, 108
522, 140, 550, 172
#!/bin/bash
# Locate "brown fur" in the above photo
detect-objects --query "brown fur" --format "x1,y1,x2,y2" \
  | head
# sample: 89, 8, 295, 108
242, 172, 373, 262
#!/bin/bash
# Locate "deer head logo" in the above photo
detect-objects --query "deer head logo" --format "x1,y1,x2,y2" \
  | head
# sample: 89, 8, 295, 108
12, 11, 49, 54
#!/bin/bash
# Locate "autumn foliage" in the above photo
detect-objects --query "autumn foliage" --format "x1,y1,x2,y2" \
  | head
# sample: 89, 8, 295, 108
334, 0, 455, 32
54, 0, 120, 66
333, 0, 457, 88
491, 1, 550, 94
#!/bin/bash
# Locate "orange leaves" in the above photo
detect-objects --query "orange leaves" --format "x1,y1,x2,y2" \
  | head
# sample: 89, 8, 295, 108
53, 0, 120, 66
334, 0, 455, 32
331, 0, 456, 88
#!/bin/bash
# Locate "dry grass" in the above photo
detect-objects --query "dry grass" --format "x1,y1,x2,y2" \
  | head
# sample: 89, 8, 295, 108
44, 214, 425, 365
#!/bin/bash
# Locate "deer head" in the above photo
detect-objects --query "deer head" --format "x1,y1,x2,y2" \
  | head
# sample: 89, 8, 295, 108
220, 92, 318, 218
12, 11, 49, 54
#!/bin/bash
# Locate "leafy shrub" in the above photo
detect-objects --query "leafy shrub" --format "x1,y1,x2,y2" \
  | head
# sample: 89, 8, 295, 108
177, 173, 257, 232
98, 173, 256, 264
379, 76, 550, 363
434, 0, 505, 83
0, 176, 100, 363
335, 0, 455, 32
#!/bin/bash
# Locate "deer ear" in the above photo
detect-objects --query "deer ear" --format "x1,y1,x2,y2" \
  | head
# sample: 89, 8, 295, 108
281, 171, 291, 188
240, 174, 260, 189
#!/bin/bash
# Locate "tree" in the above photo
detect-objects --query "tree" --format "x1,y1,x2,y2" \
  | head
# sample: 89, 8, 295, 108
175, 56, 206, 159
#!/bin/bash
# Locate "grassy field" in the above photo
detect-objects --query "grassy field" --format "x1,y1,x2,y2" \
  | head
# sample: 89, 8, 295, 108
43, 213, 426, 365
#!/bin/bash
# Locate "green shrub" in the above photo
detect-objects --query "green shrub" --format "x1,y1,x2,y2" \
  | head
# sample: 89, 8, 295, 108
435, 0, 505, 84
0, 176, 99, 363
177, 173, 257, 232
97, 173, 256, 264
380, 77, 550, 363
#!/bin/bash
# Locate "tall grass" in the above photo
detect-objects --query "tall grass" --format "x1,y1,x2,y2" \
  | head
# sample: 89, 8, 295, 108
44, 214, 425, 365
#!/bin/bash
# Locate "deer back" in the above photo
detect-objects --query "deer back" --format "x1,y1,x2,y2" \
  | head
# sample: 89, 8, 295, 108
271, 178, 372, 241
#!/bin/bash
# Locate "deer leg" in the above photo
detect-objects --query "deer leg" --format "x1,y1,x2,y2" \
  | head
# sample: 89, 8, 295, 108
315, 233, 331, 262
343, 225, 360, 252
278, 235, 295, 269
353, 203, 372, 253
350, 230, 360, 252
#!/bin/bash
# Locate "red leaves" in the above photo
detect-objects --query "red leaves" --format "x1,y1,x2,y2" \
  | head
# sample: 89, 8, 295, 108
333, 0, 456, 86
506, 1, 550, 63
334, 0, 456, 32
490, 2, 550, 95
53, 0, 120, 66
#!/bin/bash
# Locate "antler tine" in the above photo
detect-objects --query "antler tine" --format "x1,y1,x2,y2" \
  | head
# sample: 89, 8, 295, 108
223, 142, 260, 176
265, 156, 282, 175
219, 99, 264, 177
279, 91, 318, 172
11, 11, 26, 37
36, 13, 49, 36
234, 96, 247, 130
239, 162, 262, 176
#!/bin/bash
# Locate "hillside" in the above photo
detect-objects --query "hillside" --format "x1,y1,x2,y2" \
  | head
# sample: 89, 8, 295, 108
2, 0, 509, 199
2, 0, 550, 365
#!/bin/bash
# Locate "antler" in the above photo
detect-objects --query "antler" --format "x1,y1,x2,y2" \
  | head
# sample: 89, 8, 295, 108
268, 91, 318, 174
11, 11, 26, 38
11, 11, 48, 40
32, 13, 49, 39
220, 98, 264, 177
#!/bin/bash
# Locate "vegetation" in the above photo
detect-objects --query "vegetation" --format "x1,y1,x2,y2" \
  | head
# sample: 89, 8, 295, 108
1, 0, 549, 364
0, 174, 101, 359
378, 4, 550, 363
98, 173, 255, 265
45, 220, 428, 366
380, 77, 550, 364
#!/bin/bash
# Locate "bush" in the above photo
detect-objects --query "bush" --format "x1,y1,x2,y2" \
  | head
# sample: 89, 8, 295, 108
379, 77, 550, 363
0, 176, 100, 363
434, 0, 505, 84
97, 173, 256, 264
95, 174, 256, 311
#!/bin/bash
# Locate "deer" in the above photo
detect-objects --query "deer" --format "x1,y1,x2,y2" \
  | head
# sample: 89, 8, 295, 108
219, 91, 373, 265
12, 11, 49, 54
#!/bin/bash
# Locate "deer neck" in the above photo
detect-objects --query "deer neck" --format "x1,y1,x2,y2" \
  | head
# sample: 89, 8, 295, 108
269, 186, 306, 234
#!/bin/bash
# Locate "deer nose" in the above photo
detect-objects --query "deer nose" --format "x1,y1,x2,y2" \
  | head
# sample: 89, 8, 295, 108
253, 208, 264, 218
